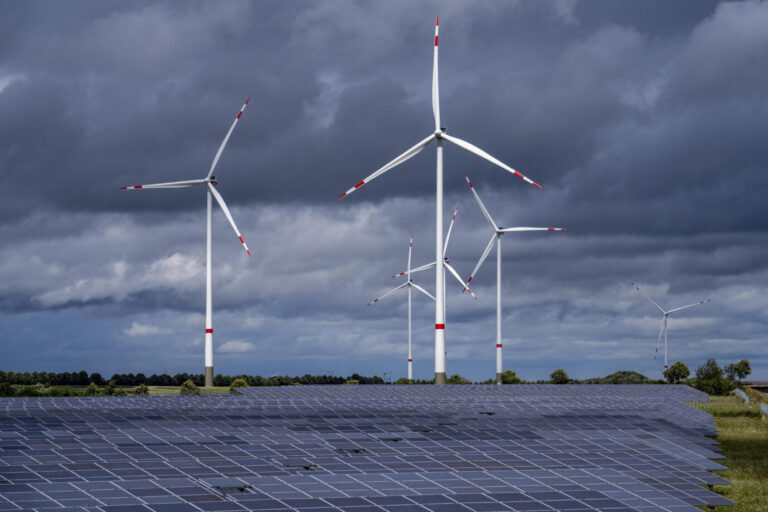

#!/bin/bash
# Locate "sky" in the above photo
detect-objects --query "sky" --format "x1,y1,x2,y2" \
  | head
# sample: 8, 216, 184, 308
0, 0, 766, 383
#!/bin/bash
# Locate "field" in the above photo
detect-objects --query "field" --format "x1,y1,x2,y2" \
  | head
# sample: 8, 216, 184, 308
691, 390, 768, 512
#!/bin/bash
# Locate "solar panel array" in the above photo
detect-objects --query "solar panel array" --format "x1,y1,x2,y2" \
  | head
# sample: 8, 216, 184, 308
0, 385, 732, 511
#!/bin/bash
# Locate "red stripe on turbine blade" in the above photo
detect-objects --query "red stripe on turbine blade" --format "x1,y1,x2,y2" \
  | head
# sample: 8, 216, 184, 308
135, 185, 142, 189
247, 250, 252, 257
354, 180, 365, 189
239, 236, 245, 244
337, 192, 347, 200
436, 16, 439, 26
435, 324, 445, 329
120, 187, 127, 190
236, 111, 242, 119
435, 36, 438, 46
467, 277, 473, 283
533, 182, 542, 189
205, 328, 213, 334
548, 228, 554, 231
245, 97, 250, 104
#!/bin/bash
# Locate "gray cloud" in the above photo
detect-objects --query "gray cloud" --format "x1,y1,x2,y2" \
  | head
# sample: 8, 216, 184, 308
0, 0, 765, 381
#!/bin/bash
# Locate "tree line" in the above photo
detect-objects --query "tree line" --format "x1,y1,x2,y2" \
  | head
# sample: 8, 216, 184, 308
0, 371, 385, 387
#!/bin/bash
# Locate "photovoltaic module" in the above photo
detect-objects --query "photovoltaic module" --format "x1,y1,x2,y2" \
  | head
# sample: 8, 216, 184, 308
0, 385, 732, 511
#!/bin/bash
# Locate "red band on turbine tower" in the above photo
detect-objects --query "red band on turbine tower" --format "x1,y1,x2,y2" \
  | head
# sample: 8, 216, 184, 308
205, 328, 213, 334
435, 324, 445, 330
408, 358, 412, 362
496, 344, 502, 348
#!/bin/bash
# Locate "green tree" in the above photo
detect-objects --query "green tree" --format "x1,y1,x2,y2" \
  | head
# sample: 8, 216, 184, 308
693, 358, 734, 396
663, 362, 690, 384
180, 379, 200, 395
500, 370, 521, 384
725, 363, 737, 382
0, 382, 14, 397
734, 359, 751, 382
446, 374, 470, 384
550, 369, 569, 384
134, 384, 150, 396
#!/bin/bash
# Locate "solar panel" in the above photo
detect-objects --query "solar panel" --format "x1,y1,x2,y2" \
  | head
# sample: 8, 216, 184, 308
0, 385, 731, 511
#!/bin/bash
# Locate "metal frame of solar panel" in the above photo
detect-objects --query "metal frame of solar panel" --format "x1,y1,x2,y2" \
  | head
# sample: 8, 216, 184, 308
0, 385, 732, 512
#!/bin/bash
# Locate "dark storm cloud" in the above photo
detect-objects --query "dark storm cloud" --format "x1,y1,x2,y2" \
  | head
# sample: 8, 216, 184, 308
0, 0, 766, 380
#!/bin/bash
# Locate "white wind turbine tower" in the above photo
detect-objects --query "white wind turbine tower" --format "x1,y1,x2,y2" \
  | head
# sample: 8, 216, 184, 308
463, 173, 565, 384
338, 18, 542, 384
632, 283, 712, 370
121, 99, 252, 387
367, 235, 436, 380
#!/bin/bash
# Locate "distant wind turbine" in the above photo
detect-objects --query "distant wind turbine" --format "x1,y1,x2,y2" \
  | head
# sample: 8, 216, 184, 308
632, 283, 712, 370
367, 235, 436, 380
121, 99, 251, 387
463, 173, 565, 384
338, 18, 542, 384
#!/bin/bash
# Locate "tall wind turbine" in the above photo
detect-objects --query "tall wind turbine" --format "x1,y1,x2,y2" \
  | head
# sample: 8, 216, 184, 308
368, 235, 436, 380
337, 18, 542, 384
463, 173, 565, 384
632, 283, 712, 370
121, 99, 252, 387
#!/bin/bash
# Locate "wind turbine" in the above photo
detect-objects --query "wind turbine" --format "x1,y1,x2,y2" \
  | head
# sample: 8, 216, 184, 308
338, 18, 542, 384
392, 207, 477, 378
367, 235, 436, 380
463, 173, 565, 384
631, 283, 712, 370
121, 99, 252, 387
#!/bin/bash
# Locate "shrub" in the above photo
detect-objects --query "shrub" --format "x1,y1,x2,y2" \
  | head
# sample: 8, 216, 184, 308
664, 362, 690, 384
230, 378, 249, 388
344, 379, 360, 385
395, 377, 414, 385
550, 369, 569, 384
112, 387, 127, 396
692, 358, 734, 396
105, 380, 118, 396
446, 374, 470, 384
180, 379, 200, 395
134, 384, 150, 396
85, 382, 99, 396
500, 370, 521, 384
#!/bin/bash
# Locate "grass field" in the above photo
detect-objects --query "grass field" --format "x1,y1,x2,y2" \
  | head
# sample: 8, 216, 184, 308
690, 391, 768, 512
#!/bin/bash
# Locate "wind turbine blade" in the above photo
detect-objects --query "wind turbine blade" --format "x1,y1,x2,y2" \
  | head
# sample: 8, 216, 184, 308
207, 183, 251, 256
655, 317, 664, 360
337, 134, 436, 199
631, 283, 665, 314
432, 16, 440, 132
207, 98, 250, 179
467, 233, 498, 287
464, 173, 498, 229
442, 133, 542, 189
501, 227, 567, 232
367, 281, 409, 306
407, 235, 413, 277
393, 261, 436, 278
443, 206, 459, 258
667, 299, 712, 314
120, 179, 207, 190
411, 282, 437, 302
444, 261, 478, 300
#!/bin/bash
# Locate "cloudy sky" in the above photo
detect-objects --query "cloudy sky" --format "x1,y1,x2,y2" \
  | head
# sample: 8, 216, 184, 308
1, 0, 766, 382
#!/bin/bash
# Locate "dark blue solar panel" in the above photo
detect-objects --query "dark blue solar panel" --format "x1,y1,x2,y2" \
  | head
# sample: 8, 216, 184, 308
0, 385, 731, 511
